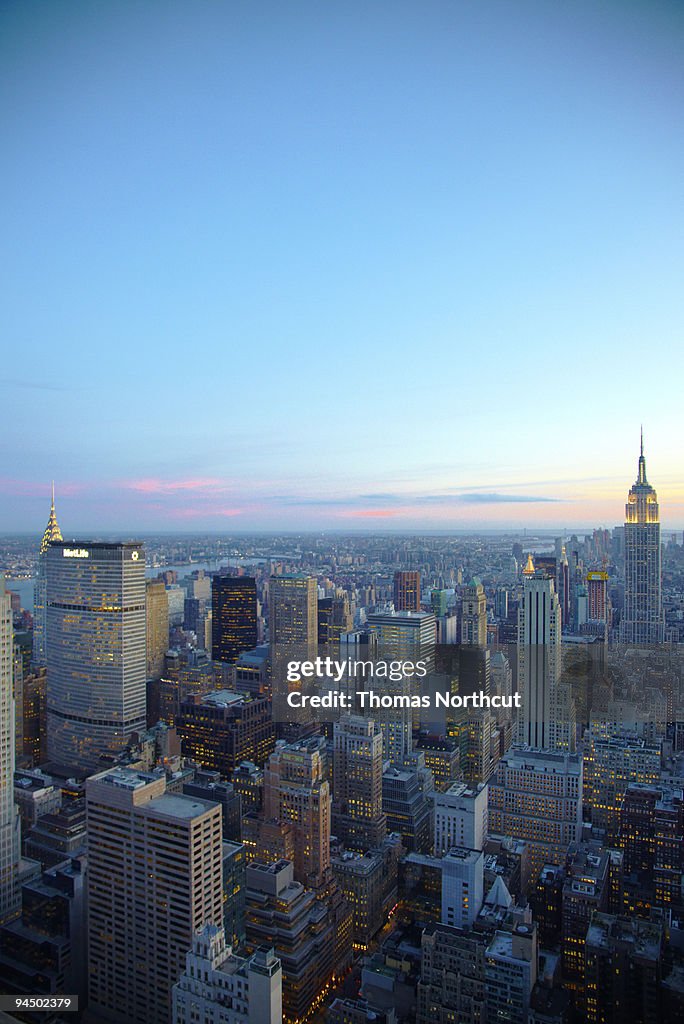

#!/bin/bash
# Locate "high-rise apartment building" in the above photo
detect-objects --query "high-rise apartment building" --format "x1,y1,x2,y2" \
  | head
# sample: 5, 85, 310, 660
516, 557, 575, 752
86, 768, 223, 1024
0, 578, 21, 923
212, 575, 258, 664
620, 435, 664, 643
32, 485, 62, 668
146, 580, 169, 681
460, 578, 487, 646
46, 542, 147, 771
393, 571, 421, 612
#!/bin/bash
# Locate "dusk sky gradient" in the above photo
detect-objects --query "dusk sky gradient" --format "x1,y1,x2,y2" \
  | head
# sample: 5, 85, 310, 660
2, 0, 683, 532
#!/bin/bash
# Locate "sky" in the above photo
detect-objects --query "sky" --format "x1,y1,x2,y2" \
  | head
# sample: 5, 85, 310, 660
2, 0, 683, 533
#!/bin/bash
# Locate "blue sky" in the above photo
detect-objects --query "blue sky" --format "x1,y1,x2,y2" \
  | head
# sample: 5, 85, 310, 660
2, 0, 683, 531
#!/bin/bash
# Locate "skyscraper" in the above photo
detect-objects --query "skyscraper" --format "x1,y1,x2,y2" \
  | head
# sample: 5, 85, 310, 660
211, 575, 258, 664
516, 556, 575, 752
394, 570, 421, 612
263, 736, 331, 889
31, 484, 62, 668
145, 580, 169, 681
269, 575, 318, 654
460, 577, 487, 646
0, 578, 21, 923
46, 541, 147, 771
332, 715, 387, 851
86, 768, 223, 1024
620, 433, 664, 644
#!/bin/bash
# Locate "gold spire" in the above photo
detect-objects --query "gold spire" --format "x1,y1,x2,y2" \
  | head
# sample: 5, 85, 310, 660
40, 483, 63, 554
523, 553, 535, 575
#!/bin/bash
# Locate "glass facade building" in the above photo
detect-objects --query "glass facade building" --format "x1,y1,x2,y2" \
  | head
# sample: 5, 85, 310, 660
46, 541, 146, 770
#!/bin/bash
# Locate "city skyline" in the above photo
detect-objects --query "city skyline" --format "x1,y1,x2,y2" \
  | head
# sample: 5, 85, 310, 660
2, 1, 683, 532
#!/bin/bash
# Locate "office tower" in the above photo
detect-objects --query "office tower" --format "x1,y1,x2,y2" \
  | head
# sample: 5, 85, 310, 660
484, 922, 538, 1024
263, 736, 331, 889
221, 840, 246, 950
494, 587, 508, 621
183, 769, 242, 843
488, 748, 583, 885
0, 857, 87, 1006
166, 584, 185, 626
433, 781, 488, 855
0, 579, 21, 923
86, 767, 223, 1024
212, 575, 258, 664
317, 594, 353, 647
560, 845, 611, 1012
431, 588, 449, 618
367, 608, 437, 653
416, 923, 487, 1024
20, 667, 47, 767
460, 578, 487, 646
587, 571, 608, 623
619, 783, 684, 907
457, 646, 494, 784
331, 836, 402, 950
234, 645, 270, 696
584, 913, 664, 1024
156, 649, 219, 726
269, 575, 318, 654
366, 609, 437, 760
620, 434, 663, 643
382, 764, 432, 853
31, 484, 62, 668
415, 734, 461, 791
441, 847, 484, 929
177, 690, 275, 774
394, 570, 420, 612
516, 556, 575, 752
232, 761, 264, 813
172, 924, 282, 1024
244, 859, 336, 1023
332, 715, 387, 852
23, 799, 87, 870
146, 580, 169, 681
45, 542, 147, 771
584, 730, 660, 841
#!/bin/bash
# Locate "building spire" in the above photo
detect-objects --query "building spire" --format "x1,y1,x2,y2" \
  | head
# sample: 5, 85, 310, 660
40, 482, 63, 554
523, 552, 535, 575
637, 428, 647, 485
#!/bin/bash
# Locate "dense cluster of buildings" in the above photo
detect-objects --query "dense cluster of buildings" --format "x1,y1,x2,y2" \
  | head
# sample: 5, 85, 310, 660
0, 439, 683, 1022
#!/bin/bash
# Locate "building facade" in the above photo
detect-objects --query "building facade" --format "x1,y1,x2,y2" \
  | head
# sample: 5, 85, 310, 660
46, 542, 147, 770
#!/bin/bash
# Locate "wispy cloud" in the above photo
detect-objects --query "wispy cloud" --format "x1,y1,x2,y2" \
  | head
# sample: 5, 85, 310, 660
124, 477, 226, 494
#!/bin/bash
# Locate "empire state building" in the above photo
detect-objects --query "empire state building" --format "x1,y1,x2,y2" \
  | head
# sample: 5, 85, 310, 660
619, 434, 664, 644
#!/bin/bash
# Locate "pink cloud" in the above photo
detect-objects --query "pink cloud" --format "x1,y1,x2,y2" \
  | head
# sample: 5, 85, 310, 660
124, 477, 226, 494
340, 509, 401, 519
161, 506, 245, 520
